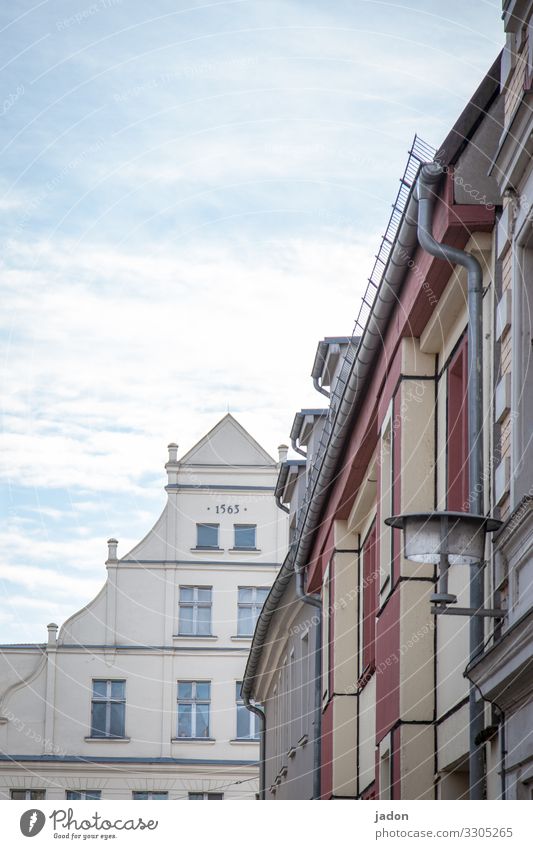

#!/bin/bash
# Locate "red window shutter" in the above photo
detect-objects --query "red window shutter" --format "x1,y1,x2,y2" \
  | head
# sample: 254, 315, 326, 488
447, 338, 469, 511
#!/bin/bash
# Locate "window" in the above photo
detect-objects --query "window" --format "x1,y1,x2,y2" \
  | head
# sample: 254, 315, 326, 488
10, 790, 45, 800
196, 523, 219, 549
379, 416, 393, 594
322, 565, 331, 702
177, 681, 210, 738
237, 587, 269, 636
233, 524, 257, 549
235, 682, 260, 739
90, 680, 126, 738
66, 791, 101, 800
188, 792, 223, 800
132, 792, 168, 800
179, 586, 212, 635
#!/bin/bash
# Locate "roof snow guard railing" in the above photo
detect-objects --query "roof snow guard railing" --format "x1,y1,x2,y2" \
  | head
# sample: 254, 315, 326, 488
292, 134, 435, 548
354, 134, 435, 337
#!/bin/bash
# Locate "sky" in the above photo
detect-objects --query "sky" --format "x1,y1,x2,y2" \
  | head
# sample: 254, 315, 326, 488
0, 0, 504, 642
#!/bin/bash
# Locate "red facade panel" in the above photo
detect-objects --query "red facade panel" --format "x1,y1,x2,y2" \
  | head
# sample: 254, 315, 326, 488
362, 523, 377, 671
447, 336, 469, 511
375, 588, 401, 741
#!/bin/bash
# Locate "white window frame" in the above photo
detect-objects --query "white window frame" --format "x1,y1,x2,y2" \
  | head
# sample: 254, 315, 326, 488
132, 791, 168, 800
10, 790, 45, 800
235, 682, 260, 739
177, 680, 211, 739
322, 564, 331, 703
233, 523, 257, 549
379, 405, 394, 596
237, 586, 269, 636
196, 523, 219, 549
188, 792, 223, 800
90, 679, 126, 739
178, 586, 212, 636
66, 790, 101, 800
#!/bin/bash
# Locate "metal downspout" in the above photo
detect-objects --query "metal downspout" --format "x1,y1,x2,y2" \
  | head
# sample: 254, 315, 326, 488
243, 697, 266, 799
295, 568, 322, 800
291, 437, 307, 458
313, 376, 330, 398
417, 162, 486, 801
275, 494, 289, 514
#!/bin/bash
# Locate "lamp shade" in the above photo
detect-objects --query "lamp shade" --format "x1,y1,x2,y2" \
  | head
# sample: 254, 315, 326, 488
384, 511, 502, 565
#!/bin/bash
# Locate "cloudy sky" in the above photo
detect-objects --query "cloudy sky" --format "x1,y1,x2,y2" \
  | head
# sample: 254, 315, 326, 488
1, 0, 503, 641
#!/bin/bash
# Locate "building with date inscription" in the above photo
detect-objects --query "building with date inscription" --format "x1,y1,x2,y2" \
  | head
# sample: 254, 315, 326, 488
0, 415, 288, 800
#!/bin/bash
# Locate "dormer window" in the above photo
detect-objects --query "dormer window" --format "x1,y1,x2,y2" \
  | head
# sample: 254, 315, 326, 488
196, 523, 219, 549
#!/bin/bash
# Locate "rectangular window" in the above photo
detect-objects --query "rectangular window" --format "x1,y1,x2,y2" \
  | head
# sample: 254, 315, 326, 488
90, 680, 125, 738
362, 522, 377, 672
66, 791, 101, 800
10, 790, 45, 800
447, 338, 469, 511
237, 587, 269, 636
322, 565, 331, 702
379, 417, 393, 594
188, 792, 223, 800
235, 682, 260, 739
233, 524, 257, 549
177, 681, 211, 738
178, 586, 212, 635
196, 523, 219, 549
132, 792, 168, 800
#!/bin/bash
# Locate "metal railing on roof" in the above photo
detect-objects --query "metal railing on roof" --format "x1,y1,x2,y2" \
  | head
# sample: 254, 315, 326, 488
292, 134, 435, 549
354, 134, 435, 337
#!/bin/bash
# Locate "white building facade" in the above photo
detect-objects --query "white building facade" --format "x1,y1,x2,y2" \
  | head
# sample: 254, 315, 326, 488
0, 415, 288, 801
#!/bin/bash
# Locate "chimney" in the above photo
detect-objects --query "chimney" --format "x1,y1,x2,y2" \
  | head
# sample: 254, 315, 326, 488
106, 538, 118, 563
166, 442, 179, 486
278, 444, 289, 463
47, 623, 58, 647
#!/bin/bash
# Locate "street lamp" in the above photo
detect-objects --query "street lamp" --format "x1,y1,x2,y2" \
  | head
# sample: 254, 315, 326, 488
385, 511, 502, 614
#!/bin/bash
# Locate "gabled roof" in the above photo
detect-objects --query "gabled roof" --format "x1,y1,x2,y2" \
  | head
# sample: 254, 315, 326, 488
179, 413, 275, 466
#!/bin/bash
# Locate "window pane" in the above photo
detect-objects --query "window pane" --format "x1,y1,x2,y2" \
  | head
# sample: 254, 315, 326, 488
92, 680, 107, 698
238, 587, 253, 603
197, 588, 211, 602
237, 704, 250, 738
256, 588, 269, 604
180, 587, 194, 602
150, 793, 168, 800
197, 524, 218, 548
111, 681, 125, 700
11, 791, 26, 800
238, 607, 254, 636
196, 682, 210, 700
30, 791, 45, 799
179, 606, 194, 634
188, 793, 203, 800
178, 681, 192, 699
196, 607, 211, 635
195, 703, 210, 737
236, 682, 242, 700
132, 792, 148, 799
234, 525, 256, 548
67, 791, 82, 800
207, 794, 223, 800
110, 702, 125, 737
91, 702, 107, 736
178, 703, 192, 737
